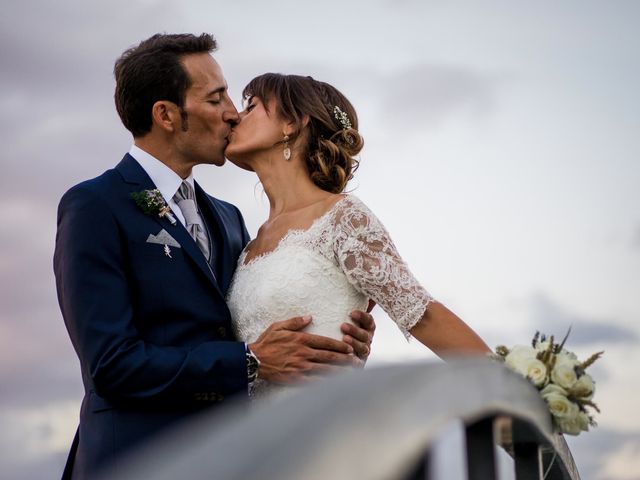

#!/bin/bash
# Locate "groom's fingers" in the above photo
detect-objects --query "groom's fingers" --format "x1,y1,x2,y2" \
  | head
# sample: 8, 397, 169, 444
272, 316, 355, 355
252, 324, 363, 384
301, 333, 353, 354
251, 315, 363, 385
306, 347, 355, 365
272, 315, 313, 332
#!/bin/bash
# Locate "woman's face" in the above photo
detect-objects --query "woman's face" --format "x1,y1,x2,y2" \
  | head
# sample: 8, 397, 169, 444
224, 95, 286, 169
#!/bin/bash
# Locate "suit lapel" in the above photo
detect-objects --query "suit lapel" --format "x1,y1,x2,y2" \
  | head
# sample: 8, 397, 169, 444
116, 154, 223, 298
195, 182, 233, 295
161, 213, 223, 297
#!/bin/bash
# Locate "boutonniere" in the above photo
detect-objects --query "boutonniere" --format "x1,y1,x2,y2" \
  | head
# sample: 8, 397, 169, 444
131, 189, 177, 225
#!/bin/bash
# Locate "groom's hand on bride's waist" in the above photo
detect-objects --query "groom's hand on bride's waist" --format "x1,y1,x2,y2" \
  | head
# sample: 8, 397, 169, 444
248, 315, 369, 384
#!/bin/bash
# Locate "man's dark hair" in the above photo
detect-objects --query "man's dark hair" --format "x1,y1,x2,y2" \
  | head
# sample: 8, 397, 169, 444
114, 33, 217, 137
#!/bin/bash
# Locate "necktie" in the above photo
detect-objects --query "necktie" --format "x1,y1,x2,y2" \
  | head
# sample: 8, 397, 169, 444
173, 181, 211, 262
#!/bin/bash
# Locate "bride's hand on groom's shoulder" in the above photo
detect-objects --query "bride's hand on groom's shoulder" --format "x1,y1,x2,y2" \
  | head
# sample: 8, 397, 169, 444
248, 315, 367, 384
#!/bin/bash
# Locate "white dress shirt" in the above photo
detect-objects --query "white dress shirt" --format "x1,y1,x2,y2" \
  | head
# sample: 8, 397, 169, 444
128, 144, 196, 228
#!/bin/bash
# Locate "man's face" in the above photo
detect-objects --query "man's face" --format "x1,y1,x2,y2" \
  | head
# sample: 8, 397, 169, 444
174, 53, 239, 167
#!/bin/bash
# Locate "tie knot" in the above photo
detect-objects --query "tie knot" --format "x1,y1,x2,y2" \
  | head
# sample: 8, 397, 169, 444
175, 181, 195, 202
173, 182, 200, 228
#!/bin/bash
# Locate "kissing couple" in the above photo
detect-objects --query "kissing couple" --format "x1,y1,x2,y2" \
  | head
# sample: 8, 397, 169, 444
54, 33, 490, 479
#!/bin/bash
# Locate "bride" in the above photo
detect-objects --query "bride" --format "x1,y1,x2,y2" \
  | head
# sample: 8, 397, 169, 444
225, 73, 491, 399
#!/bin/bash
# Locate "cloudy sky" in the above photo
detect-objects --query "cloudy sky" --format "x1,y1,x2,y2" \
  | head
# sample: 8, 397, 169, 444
1, 1, 639, 478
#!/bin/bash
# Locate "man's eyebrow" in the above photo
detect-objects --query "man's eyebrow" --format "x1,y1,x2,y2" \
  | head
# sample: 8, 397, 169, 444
205, 86, 226, 97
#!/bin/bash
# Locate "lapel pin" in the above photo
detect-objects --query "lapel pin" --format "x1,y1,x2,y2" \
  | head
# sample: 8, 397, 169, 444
164, 244, 172, 258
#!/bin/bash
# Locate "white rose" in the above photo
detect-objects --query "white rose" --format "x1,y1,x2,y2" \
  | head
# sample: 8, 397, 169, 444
525, 359, 549, 387
541, 384, 568, 397
541, 385, 578, 420
550, 357, 579, 390
505, 348, 548, 387
570, 373, 595, 400
504, 345, 537, 373
505, 345, 537, 364
555, 411, 590, 436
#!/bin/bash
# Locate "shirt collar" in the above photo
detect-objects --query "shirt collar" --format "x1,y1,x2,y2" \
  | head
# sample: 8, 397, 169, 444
128, 144, 195, 203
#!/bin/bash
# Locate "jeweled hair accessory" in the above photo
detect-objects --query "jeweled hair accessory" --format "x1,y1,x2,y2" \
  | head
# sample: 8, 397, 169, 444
333, 106, 352, 130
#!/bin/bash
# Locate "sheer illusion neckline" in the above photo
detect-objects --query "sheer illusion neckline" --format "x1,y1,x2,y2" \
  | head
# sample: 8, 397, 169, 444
239, 195, 349, 269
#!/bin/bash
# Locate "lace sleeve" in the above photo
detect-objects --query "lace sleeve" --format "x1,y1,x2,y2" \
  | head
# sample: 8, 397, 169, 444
332, 197, 434, 339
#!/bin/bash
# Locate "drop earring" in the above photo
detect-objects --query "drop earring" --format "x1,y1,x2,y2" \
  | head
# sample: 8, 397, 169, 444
283, 133, 291, 160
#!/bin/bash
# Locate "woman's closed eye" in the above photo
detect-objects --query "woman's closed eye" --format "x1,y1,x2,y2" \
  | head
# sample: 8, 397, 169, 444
242, 95, 257, 113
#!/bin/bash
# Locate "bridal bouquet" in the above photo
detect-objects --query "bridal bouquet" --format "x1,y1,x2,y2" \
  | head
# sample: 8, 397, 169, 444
494, 331, 602, 435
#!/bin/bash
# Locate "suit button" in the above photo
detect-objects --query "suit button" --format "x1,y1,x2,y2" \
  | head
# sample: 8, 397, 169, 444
217, 327, 227, 338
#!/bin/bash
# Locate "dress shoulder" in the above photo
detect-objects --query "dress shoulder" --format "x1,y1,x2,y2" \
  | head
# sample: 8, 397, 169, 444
330, 195, 434, 338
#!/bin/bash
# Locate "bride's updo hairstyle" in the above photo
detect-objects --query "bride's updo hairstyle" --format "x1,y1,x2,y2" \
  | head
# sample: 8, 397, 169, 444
242, 73, 363, 194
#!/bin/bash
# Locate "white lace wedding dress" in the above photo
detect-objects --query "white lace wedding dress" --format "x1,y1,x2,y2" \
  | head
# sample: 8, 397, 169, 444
226, 195, 434, 400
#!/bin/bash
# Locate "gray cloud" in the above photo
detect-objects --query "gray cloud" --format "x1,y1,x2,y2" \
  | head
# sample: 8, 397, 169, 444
566, 428, 640, 480
0, 0, 184, 202
380, 65, 507, 131
0, 230, 82, 409
226, 61, 506, 136
0, 449, 67, 480
0, 348, 81, 409
633, 225, 640, 249
0, 0, 182, 106
529, 292, 638, 346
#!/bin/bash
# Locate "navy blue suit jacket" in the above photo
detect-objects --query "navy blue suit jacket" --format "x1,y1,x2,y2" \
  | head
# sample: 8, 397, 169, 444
54, 154, 251, 478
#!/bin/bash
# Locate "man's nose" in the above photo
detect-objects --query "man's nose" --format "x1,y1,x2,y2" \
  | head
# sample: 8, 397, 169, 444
223, 100, 240, 125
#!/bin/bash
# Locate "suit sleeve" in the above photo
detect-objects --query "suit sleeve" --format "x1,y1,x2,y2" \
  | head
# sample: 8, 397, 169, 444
54, 186, 247, 406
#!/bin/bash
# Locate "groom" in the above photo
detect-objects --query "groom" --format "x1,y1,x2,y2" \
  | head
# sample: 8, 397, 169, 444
54, 33, 375, 479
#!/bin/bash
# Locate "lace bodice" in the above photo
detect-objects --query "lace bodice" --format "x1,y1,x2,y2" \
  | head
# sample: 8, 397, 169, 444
226, 195, 434, 399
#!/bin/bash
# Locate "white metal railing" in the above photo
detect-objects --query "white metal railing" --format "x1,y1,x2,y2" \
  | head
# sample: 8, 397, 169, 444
102, 359, 581, 480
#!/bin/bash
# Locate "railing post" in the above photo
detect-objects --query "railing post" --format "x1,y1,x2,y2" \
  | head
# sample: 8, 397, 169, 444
514, 441, 542, 480
465, 418, 497, 480
404, 451, 431, 480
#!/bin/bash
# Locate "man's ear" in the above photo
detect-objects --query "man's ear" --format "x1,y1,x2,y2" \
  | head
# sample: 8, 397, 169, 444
151, 101, 181, 133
